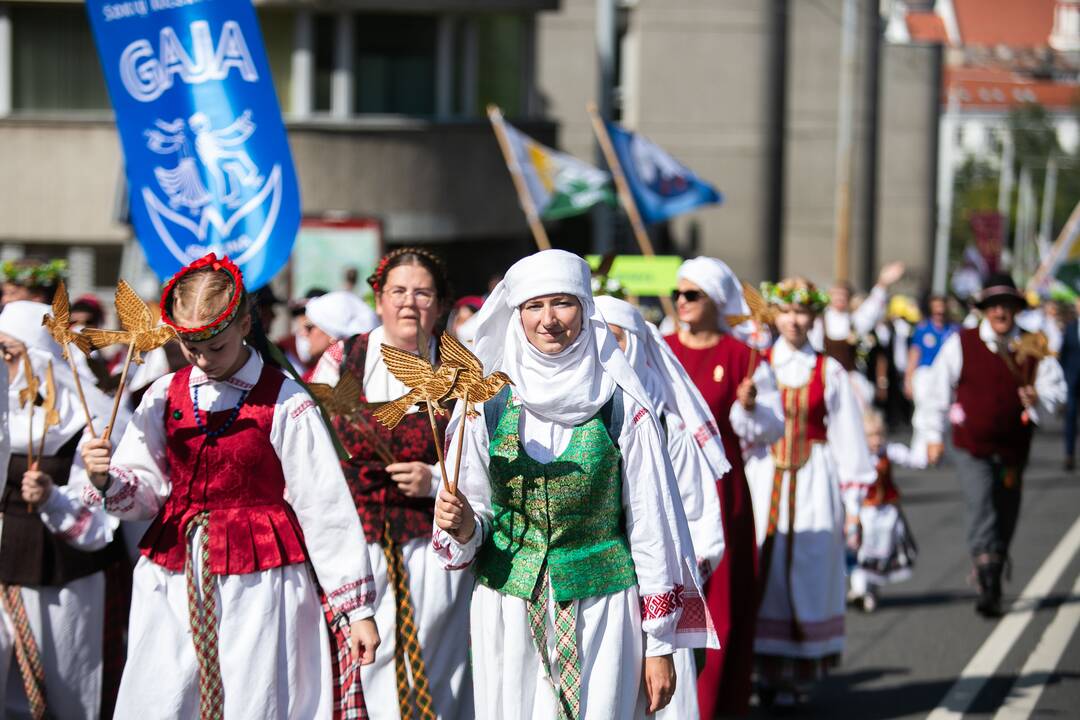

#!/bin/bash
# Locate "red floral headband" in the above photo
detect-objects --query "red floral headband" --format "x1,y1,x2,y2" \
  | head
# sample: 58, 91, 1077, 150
160, 253, 246, 341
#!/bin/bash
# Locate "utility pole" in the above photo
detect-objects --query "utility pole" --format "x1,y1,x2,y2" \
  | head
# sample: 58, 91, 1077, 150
833, 0, 858, 283
763, 0, 789, 281
858, 0, 883, 290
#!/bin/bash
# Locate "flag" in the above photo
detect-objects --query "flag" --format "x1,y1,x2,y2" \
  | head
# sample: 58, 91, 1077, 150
604, 121, 722, 224
492, 112, 614, 220
84, 0, 300, 291
1031, 198, 1080, 296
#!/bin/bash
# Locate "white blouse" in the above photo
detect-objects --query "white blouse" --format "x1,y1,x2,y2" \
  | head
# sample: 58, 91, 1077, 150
434, 391, 709, 656
85, 350, 377, 623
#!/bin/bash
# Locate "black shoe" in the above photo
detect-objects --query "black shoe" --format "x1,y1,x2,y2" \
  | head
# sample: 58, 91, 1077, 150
1067, 456, 1076, 471
975, 556, 1003, 618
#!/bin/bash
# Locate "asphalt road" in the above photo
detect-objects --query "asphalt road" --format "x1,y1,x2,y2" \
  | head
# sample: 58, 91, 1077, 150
748, 421, 1080, 719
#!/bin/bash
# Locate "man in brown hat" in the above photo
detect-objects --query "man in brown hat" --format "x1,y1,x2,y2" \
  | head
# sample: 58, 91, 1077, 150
924, 273, 1066, 616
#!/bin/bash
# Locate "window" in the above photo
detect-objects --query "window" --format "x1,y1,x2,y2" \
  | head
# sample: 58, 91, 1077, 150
257, 8, 294, 114
12, 4, 109, 112
474, 15, 526, 117
353, 14, 437, 116
314, 14, 336, 113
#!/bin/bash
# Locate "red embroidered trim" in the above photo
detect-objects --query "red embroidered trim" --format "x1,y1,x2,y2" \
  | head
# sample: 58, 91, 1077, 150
81, 483, 103, 507
693, 420, 720, 448
431, 534, 453, 561
632, 408, 649, 426
60, 507, 94, 541
104, 467, 139, 513
290, 399, 316, 419
641, 584, 684, 620
327, 341, 345, 364
329, 575, 375, 600
160, 253, 245, 340
335, 591, 377, 615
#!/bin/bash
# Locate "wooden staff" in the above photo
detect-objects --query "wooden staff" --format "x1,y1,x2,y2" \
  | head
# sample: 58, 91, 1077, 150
487, 104, 553, 252
415, 324, 453, 493
103, 339, 136, 442
64, 350, 97, 438
450, 395, 470, 496
586, 102, 679, 327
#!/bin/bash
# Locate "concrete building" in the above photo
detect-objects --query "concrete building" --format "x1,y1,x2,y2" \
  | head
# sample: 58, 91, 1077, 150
538, 0, 942, 291
0, 0, 558, 300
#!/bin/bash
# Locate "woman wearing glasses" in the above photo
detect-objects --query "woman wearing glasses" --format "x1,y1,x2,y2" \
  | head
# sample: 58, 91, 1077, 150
664, 257, 784, 718
310, 248, 474, 720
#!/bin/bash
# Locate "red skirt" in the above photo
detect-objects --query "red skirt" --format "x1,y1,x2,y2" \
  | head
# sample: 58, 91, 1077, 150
696, 433, 758, 718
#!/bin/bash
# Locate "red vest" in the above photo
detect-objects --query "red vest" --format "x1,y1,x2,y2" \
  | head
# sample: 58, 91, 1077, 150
864, 453, 900, 506
952, 328, 1035, 465
768, 350, 828, 471
139, 364, 308, 574
335, 334, 443, 545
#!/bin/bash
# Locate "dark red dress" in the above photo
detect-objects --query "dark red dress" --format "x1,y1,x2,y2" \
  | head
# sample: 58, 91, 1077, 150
666, 332, 759, 718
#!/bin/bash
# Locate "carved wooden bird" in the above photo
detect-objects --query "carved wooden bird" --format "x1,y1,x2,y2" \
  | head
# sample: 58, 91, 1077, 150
307, 371, 370, 418
41, 279, 92, 360
439, 332, 513, 416
82, 280, 177, 364
726, 280, 775, 328
17, 352, 39, 410
373, 344, 461, 429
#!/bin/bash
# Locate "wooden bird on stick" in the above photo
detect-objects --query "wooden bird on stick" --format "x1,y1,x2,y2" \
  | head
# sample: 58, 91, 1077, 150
81, 281, 177, 365
42, 279, 92, 359
373, 344, 461, 430
36, 361, 61, 460
83, 280, 177, 440
41, 279, 97, 436
438, 333, 513, 414
308, 371, 396, 465
438, 332, 513, 493
18, 352, 40, 469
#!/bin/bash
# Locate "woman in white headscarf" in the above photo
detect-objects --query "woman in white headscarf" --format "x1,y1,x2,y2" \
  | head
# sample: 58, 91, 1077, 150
594, 294, 727, 720
434, 250, 716, 720
0, 300, 127, 719
302, 290, 380, 382
664, 256, 785, 718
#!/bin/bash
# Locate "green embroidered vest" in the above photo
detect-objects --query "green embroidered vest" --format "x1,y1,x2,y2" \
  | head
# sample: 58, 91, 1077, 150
474, 396, 637, 602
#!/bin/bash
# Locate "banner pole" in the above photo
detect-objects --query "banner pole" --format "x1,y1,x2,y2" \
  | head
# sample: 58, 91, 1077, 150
487, 105, 552, 251
586, 103, 678, 323
1029, 197, 1080, 294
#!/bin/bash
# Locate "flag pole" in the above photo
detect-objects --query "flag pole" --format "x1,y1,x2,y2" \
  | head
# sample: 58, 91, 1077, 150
1029, 196, 1080, 293
586, 102, 678, 323
487, 105, 552, 251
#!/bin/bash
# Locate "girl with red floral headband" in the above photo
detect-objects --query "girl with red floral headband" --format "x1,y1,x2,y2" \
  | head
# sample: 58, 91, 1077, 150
80, 254, 380, 719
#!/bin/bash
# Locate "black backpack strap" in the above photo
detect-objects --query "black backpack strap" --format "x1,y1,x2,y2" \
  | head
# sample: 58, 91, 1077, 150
599, 387, 624, 446
483, 385, 513, 438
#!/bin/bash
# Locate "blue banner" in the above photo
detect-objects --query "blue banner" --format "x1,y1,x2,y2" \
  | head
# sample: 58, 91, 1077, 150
85, 0, 299, 290
605, 121, 723, 225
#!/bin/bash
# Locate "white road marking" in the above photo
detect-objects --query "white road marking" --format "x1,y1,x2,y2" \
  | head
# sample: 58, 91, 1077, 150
926, 513, 1080, 720
991, 571, 1080, 719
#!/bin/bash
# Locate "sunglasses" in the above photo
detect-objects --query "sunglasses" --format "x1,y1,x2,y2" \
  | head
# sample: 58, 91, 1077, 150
671, 289, 705, 303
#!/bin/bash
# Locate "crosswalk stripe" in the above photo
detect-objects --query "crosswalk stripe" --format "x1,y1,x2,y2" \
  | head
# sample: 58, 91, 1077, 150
926, 512, 1080, 720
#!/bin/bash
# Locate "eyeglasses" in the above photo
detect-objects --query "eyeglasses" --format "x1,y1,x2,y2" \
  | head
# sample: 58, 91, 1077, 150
671, 289, 705, 303
383, 286, 436, 308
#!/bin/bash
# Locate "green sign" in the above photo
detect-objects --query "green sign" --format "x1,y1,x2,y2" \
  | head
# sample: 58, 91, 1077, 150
585, 255, 682, 296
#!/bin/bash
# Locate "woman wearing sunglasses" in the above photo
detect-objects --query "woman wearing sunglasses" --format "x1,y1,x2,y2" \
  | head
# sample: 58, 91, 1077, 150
664, 257, 785, 718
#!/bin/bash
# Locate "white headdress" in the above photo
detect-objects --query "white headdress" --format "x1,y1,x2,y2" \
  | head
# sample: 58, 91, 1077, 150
305, 291, 380, 341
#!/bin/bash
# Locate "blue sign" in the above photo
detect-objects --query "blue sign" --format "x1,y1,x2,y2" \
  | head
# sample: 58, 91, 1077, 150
85, 0, 299, 290
605, 121, 723, 225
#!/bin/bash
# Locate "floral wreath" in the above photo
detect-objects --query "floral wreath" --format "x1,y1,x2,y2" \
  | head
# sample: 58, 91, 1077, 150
1, 258, 68, 287
591, 274, 628, 300
760, 278, 830, 313
160, 253, 246, 341
367, 247, 446, 294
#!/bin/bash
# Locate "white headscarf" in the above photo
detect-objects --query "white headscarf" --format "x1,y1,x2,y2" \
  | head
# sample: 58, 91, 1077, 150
473, 249, 652, 426
306, 291, 379, 341
595, 295, 731, 479
0, 301, 118, 454
677, 256, 765, 345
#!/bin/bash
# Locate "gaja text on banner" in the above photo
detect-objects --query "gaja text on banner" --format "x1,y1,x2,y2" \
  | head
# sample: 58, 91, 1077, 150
85, 0, 300, 290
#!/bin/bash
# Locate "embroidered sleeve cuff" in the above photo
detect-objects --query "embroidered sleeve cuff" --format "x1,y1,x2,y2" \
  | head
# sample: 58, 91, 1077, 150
640, 585, 682, 656
431, 517, 484, 571
328, 575, 378, 624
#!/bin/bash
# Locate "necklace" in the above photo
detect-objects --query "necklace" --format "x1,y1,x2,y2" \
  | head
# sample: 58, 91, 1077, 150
192, 383, 249, 439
